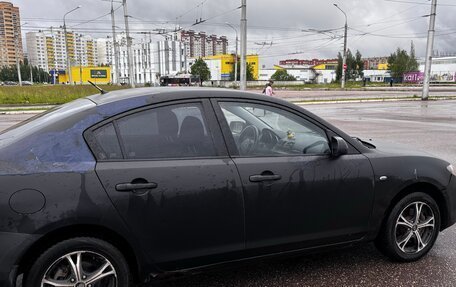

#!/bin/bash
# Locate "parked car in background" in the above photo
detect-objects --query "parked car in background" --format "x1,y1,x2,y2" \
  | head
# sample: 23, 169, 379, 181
22, 81, 33, 86
3, 81, 17, 86
0, 88, 455, 287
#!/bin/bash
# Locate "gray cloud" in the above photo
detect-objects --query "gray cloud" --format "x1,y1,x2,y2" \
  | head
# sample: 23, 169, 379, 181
13, 0, 456, 65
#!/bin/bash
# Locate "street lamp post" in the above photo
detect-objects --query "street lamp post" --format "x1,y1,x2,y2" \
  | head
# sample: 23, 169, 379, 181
226, 23, 238, 88
63, 6, 81, 86
334, 4, 348, 89
14, 22, 27, 86
422, 0, 438, 101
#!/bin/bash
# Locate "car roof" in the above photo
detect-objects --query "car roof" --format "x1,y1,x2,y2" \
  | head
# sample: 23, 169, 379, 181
87, 87, 272, 105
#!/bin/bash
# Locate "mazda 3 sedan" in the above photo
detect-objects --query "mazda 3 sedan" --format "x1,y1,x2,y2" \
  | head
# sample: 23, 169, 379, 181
1, 88, 455, 287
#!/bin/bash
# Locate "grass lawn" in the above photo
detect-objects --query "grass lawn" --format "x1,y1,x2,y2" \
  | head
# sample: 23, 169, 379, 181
0, 85, 129, 105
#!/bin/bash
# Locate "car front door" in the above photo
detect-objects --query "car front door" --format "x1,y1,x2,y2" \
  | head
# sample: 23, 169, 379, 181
88, 100, 245, 270
213, 99, 375, 251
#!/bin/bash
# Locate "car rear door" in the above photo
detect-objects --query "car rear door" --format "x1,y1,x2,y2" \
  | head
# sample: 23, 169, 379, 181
87, 99, 245, 270
212, 99, 375, 251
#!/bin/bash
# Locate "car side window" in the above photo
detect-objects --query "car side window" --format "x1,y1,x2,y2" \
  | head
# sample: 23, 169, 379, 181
92, 123, 123, 160
219, 102, 331, 157
115, 103, 216, 159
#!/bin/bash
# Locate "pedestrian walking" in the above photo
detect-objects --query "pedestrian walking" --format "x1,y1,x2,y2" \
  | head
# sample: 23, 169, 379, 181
265, 80, 275, 96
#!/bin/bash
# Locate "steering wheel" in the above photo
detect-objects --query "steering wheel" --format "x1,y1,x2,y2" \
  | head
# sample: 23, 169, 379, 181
303, 140, 328, 154
238, 125, 259, 155
259, 128, 279, 149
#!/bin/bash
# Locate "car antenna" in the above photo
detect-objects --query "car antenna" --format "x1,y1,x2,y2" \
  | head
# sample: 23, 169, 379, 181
87, 80, 107, 94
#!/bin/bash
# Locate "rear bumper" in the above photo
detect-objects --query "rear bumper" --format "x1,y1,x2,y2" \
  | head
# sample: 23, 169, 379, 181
0, 231, 39, 287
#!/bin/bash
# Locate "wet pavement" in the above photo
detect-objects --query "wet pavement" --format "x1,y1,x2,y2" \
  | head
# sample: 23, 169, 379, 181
1, 100, 456, 286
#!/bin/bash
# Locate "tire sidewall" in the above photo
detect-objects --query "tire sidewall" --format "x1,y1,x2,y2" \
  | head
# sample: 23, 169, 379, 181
25, 237, 130, 287
387, 192, 440, 262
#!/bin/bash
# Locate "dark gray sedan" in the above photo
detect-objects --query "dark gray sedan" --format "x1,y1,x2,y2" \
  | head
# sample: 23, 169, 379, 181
0, 88, 455, 287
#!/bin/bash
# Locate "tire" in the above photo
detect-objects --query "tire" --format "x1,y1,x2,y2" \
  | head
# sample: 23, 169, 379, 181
25, 237, 131, 287
375, 192, 440, 262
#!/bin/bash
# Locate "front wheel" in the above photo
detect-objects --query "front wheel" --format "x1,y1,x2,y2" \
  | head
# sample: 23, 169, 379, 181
375, 192, 440, 262
25, 237, 131, 287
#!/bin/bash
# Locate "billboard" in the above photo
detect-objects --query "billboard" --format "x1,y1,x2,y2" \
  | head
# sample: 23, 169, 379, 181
431, 72, 456, 83
404, 71, 456, 83
403, 72, 424, 84
90, 69, 108, 79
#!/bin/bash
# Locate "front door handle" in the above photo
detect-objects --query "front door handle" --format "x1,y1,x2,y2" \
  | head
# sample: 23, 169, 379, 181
249, 174, 282, 182
115, 182, 158, 192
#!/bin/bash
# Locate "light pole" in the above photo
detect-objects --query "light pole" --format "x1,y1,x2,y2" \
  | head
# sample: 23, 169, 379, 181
334, 3, 348, 89
240, 0, 247, 90
226, 22, 238, 87
123, 0, 136, 88
14, 22, 27, 86
422, 0, 437, 101
63, 5, 81, 85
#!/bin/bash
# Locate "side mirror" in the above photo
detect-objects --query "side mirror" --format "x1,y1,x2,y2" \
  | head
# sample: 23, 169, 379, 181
331, 136, 348, 157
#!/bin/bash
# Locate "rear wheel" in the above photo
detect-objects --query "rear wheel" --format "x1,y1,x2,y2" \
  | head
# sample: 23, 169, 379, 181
376, 192, 440, 262
25, 237, 131, 287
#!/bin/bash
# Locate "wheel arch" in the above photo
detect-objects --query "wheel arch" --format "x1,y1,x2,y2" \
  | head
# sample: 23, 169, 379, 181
16, 224, 143, 283
381, 182, 449, 233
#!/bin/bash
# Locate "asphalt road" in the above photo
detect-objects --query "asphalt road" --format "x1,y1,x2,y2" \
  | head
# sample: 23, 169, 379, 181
1, 100, 456, 286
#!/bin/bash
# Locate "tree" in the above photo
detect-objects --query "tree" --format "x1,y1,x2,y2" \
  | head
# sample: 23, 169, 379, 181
0, 61, 50, 83
336, 49, 364, 82
271, 69, 296, 81
229, 61, 256, 81
388, 47, 418, 80
190, 58, 211, 84
409, 41, 419, 72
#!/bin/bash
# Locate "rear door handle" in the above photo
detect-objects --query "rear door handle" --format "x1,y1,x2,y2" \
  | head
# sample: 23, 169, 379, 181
249, 174, 282, 182
115, 182, 158, 192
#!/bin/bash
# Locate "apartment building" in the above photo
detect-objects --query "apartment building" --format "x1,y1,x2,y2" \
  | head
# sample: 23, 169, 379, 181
26, 32, 48, 70
0, 1, 23, 67
117, 39, 187, 85
179, 30, 228, 58
26, 28, 99, 71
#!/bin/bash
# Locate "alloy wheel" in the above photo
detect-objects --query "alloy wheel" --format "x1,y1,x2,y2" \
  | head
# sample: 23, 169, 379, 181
41, 250, 117, 287
395, 201, 435, 254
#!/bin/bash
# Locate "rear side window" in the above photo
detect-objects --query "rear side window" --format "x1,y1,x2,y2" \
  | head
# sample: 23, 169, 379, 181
93, 123, 122, 160
91, 103, 217, 160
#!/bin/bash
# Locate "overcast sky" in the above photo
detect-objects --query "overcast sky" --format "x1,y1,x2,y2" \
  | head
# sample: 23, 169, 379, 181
13, 0, 456, 66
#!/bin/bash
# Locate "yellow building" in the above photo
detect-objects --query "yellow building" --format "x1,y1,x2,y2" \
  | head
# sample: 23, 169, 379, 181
378, 63, 389, 70
202, 54, 259, 80
59, 66, 111, 85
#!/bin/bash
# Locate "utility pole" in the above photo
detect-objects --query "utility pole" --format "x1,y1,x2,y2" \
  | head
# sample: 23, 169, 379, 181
123, 0, 135, 88
226, 23, 238, 87
15, 22, 27, 86
422, 0, 437, 101
14, 36, 22, 86
334, 4, 347, 89
30, 62, 33, 84
110, 0, 120, 85
240, 0, 247, 90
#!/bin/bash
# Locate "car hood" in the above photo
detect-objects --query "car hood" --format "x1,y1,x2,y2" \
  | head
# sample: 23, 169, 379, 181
364, 139, 450, 164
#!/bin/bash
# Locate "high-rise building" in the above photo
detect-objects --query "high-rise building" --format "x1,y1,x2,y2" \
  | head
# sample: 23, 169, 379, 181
0, 1, 23, 67
26, 31, 48, 70
26, 28, 99, 71
178, 30, 228, 58
97, 37, 114, 66
117, 39, 186, 85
